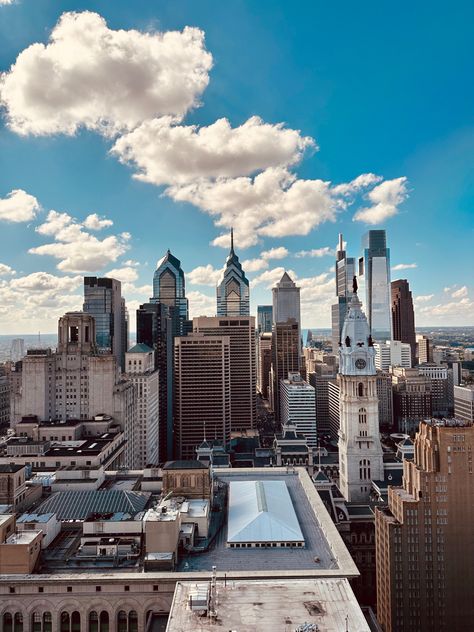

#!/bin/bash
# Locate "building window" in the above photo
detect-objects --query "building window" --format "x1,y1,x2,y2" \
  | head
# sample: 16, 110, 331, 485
38, 587, 44, 593
9, 586, 15, 593
96, 586, 101, 592
358, 408, 367, 423
67, 586, 73, 592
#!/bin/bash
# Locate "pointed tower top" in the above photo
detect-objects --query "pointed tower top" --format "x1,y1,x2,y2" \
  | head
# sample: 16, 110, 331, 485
338, 233, 344, 253
230, 227, 234, 254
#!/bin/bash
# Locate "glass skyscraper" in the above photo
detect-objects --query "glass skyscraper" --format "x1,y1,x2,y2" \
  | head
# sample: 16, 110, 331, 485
257, 305, 273, 333
83, 276, 125, 370
358, 230, 392, 342
216, 229, 250, 316
331, 233, 355, 353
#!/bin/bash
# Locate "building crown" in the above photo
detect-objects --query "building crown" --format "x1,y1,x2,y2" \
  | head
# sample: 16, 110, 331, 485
339, 279, 375, 376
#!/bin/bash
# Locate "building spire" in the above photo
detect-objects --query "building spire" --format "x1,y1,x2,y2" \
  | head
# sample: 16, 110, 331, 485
338, 233, 344, 253
230, 227, 234, 254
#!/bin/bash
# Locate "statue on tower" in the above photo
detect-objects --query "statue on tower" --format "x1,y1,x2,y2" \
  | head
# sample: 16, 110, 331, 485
352, 275, 358, 294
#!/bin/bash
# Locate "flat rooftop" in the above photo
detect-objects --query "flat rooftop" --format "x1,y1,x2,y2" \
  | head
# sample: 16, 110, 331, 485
177, 469, 357, 577
167, 579, 370, 632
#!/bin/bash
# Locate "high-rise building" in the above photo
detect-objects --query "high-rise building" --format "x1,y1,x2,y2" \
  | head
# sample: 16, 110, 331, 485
328, 379, 341, 442
416, 334, 432, 364
337, 285, 384, 503
193, 316, 256, 432
256, 332, 272, 399
83, 277, 125, 370
391, 367, 432, 433
418, 364, 451, 417
0, 376, 9, 430
376, 371, 394, 430
125, 344, 159, 468
216, 229, 249, 317
375, 419, 474, 632
271, 319, 300, 419
308, 363, 336, 437
454, 384, 474, 423
136, 302, 173, 462
358, 230, 392, 341
257, 305, 273, 333
272, 272, 301, 342
174, 334, 231, 459
10, 338, 24, 362
280, 372, 317, 446
391, 279, 416, 365
374, 340, 412, 371
17, 312, 136, 464
151, 250, 189, 335
331, 233, 356, 353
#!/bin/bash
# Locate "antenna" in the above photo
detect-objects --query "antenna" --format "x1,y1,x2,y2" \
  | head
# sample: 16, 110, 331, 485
230, 226, 234, 252
338, 233, 343, 252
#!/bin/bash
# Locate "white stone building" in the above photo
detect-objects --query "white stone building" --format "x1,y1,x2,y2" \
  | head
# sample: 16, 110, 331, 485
374, 339, 411, 371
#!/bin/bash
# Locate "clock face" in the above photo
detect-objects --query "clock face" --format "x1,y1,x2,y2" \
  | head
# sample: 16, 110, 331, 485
355, 358, 367, 369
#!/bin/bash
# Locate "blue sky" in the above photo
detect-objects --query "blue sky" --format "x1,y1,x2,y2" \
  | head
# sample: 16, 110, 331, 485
0, 0, 473, 334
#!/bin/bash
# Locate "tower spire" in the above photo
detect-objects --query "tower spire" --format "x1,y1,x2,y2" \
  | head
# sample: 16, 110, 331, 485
230, 227, 234, 253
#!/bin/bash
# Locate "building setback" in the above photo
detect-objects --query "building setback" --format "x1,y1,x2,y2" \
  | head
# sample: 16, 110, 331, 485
174, 334, 231, 459
375, 419, 474, 632
193, 316, 256, 432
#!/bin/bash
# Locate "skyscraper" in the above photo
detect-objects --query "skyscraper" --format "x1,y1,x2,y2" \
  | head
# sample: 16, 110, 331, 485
272, 271, 301, 340
216, 229, 250, 317
280, 372, 317, 447
10, 338, 24, 362
375, 419, 474, 632
271, 319, 300, 419
358, 230, 392, 341
257, 305, 273, 333
257, 332, 272, 399
331, 233, 355, 353
83, 276, 125, 370
391, 279, 416, 365
337, 283, 384, 503
151, 250, 189, 335
174, 334, 231, 459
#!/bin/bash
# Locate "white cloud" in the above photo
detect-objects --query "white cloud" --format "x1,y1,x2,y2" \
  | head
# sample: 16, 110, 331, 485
260, 246, 289, 260
187, 264, 222, 286
250, 267, 297, 289
0, 1, 14, 5
0, 189, 40, 222
392, 263, 417, 271
414, 294, 434, 303
295, 246, 333, 258
452, 285, 468, 299
30, 210, 130, 272
332, 173, 382, 196
112, 115, 313, 185
417, 297, 474, 324
170, 167, 341, 249
298, 272, 335, 327
242, 258, 269, 272
353, 176, 408, 224
0, 263, 15, 276
0, 11, 212, 136
242, 245, 289, 273
105, 266, 139, 283
188, 290, 215, 318
83, 213, 113, 230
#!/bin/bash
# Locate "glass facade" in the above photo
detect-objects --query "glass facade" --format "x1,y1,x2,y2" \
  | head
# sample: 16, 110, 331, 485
257, 305, 273, 333
216, 233, 250, 317
359, 230, 392, 341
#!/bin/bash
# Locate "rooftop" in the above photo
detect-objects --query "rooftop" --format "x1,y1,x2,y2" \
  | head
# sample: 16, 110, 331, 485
36, 490, 151, 521
163, 460, 208, 471
127, 343, 153, 354
167, 578, 370, 632
0, 463, 25, 473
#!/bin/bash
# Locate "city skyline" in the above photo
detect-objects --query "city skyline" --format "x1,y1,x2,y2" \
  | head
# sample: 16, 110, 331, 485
0, 1, 473, 335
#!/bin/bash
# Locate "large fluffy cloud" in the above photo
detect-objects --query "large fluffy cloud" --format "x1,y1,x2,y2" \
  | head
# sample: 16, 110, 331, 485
353, 177, 408, 224
0, 11, 212, 136
30, 210, 130, 272
0, 189, 40, 222
0, 263, 15, 276
112, 116, 313, 184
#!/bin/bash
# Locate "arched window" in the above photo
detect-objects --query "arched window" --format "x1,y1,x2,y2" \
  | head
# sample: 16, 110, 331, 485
14, 613, 23, 632
43, 612, 52, 632
71, 612, 81, 632
31, 613, 42, 632
358, 408, 367, 424
99, 611, 109, 632
117, 611, 127, 632
129, 611, 138, 632
358, 383, 364, 397
89, 611, 98, 632
3, 613, 13, 632
60, 612, 70, 632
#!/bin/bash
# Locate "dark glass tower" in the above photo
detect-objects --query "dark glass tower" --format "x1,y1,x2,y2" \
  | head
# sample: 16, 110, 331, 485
216, 229, 250, 316
391, 279, 416, 365
152, 250, 189, 335
257, 305, 273, 333
83, 277, 125, 370
331, 233, 355, 353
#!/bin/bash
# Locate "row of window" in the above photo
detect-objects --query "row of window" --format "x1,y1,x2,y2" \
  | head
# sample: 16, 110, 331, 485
3, 610, 139, 632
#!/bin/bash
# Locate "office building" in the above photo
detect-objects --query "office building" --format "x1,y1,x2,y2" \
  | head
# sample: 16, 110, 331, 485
152, 250, 189, 334
257, 332, 272, 399
376, 371, 394, 429
337, 287, 384, 502
271, 319, 300, 419
375, 419, 474, 632
193, 316, 256, 432
416, 334, 432, 364
257, 304, 273, 333
83, 276, 125, 370
125, 344, 159, 468
308, 363, 337, 437
332, 233, 356, 353
280, 372, 317, 446
174, 334, 231, 459
328, 380, 341, 442
391, 279, 416, 365
454, 384, 474, 423
392, 367, 432, 433
216, 229, 250, 317
0, 376, 9, 430
374, 340, 412, 371
10, 338, 24, 362
272, 271, 301, 342
358, 230, 392, 341
418, 364, 451, 417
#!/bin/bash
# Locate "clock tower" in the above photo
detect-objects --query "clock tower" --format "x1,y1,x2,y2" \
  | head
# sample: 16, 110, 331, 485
337, 279, 384, 502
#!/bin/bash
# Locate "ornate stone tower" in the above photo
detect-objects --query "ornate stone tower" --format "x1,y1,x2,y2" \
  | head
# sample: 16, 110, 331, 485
338, 279, 384, 502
